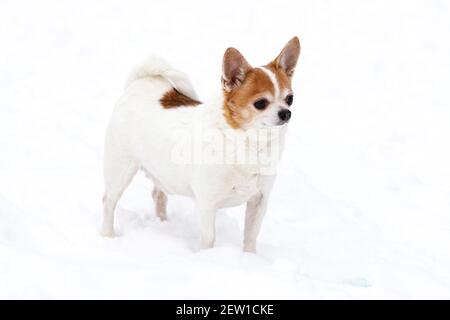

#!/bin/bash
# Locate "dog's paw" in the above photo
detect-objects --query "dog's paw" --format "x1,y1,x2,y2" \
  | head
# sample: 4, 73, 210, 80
199, 240, 215, 250
157, 214, 167, 222
243, 244, 256, 253
100, 230, 116, 238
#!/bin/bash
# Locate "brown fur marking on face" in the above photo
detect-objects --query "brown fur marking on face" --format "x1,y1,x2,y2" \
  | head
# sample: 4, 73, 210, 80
160, 88, 201, 108
265, 61, 292, 93
223, 68, 275, 129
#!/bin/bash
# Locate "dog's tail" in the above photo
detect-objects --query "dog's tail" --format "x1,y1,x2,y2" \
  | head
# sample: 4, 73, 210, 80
125, 56, 199, 100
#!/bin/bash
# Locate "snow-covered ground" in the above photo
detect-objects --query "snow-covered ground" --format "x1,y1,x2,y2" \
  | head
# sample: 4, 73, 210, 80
1, 0, 450, 299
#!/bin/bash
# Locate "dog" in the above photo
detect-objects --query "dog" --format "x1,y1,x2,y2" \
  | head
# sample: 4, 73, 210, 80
102, 37, 300, 252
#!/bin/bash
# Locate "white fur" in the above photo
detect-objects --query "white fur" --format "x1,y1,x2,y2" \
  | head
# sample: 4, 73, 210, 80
102, 57, 287, 252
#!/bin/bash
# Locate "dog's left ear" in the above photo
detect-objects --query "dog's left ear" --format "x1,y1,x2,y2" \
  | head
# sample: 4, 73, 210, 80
273, 37, 301, 77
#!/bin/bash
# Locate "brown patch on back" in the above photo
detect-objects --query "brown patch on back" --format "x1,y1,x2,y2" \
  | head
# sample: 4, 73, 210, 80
160, 88, 201, 108
223, 68, 275, 129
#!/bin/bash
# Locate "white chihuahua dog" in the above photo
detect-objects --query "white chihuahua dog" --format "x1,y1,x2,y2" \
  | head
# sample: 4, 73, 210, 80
102, 37, 300, 252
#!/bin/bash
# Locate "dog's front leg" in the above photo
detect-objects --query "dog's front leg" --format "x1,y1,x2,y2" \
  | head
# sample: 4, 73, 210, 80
243, 192, 269, 253
243, 176, 275, 253
197, 202, 216, 249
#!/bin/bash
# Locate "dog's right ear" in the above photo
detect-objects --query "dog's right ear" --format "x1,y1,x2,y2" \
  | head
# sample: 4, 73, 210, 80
222, 48, 252, 92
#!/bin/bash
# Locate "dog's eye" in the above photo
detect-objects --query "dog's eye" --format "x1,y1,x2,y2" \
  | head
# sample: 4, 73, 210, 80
253, 98, 268, 110
285, 94, 294, 106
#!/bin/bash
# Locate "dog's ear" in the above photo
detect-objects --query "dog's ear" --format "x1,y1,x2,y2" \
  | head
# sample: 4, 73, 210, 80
272, 37, 301, 77
222, 47, 252, 92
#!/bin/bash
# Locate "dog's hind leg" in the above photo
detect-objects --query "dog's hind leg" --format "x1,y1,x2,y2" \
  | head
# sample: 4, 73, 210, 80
102, 153, 139, 237
152, 187, 167, 221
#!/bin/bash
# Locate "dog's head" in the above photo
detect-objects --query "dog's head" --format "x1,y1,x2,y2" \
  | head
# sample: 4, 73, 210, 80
222, 37, 300, 129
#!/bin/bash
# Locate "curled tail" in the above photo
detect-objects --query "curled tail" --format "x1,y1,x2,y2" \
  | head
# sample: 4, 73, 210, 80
126, 56, 199, 101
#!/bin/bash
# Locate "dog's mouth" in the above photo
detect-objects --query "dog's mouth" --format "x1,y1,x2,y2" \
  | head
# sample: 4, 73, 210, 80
258, 121, 289, 129
277, 119, 290, 126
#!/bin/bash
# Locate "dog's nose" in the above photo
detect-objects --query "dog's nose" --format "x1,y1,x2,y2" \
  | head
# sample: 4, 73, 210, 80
278, 109, 291, 122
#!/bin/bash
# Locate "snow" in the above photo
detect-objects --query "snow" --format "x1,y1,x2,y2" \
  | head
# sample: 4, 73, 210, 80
1, 0, 450, 299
